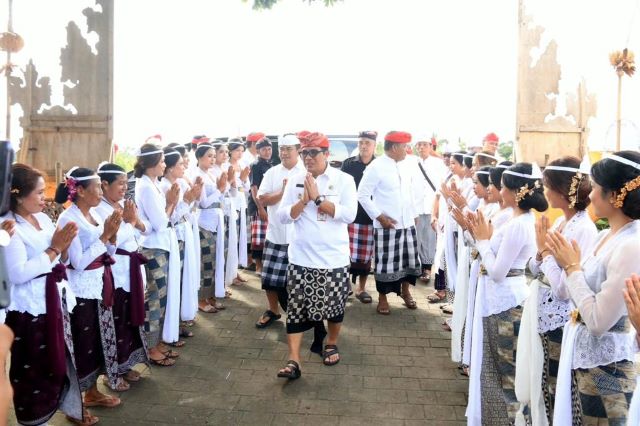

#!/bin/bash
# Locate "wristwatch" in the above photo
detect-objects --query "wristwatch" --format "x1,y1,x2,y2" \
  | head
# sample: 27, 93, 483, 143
314, 195, 326, 206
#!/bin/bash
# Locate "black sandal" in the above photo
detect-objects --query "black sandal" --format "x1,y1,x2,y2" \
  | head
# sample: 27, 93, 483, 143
277, 360, 301, 380
322, 344, 340, 366
255, 310, 281, 329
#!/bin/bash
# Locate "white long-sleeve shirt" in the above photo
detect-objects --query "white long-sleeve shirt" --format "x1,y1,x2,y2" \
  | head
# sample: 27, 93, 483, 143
4, 212, 73, 315
277, 164, 357, 269
528, 210, 598, 301
94, 199, 144, 292
135, 174, 172, 251
193, 167, 224, 233
57, 204, 115, 300
257, 161, 306, 245
476, 212, 536, 316
357, 154, 420, 229
413, 155, 448, 216
566, 220, 640, 337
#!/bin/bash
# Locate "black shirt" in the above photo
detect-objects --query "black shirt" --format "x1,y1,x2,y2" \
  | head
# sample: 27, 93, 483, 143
248, 157, 273, 215
341, 155, 375, 225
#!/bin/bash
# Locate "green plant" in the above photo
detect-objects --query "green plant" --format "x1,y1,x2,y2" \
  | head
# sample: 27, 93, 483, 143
114, 150, 137, 173
498, 141, 514, 161
248, 0, 341, 9
595, 218, 610, 231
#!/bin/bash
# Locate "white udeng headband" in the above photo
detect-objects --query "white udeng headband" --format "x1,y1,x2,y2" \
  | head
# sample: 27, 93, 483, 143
136, 149, 163, 157
496, 164, 510, 169
475, 171, 490, 175
474, 152, 497, 160
65, 166, 99, 181
502, 163, 543, 180
544, 166, 580, 173
163, 151, 181, 157
607, 154, 640, 171
97, 169, 126, 175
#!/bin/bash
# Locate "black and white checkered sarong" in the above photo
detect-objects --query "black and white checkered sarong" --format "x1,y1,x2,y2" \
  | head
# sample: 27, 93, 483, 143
374, 226, 422, 294
261, 240, 289, 290
286, 264, 349, 334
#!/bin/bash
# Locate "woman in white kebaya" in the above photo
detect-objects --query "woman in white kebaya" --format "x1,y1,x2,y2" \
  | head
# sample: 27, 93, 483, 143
133, 144, 181, 367
5, 163, 86, 425
515, 156, 597, 425
56, 166, 125, 410
160, 147, 203, 339
548, 151, 640, 424
466, 162, 548, 425
95, 162, 150, 387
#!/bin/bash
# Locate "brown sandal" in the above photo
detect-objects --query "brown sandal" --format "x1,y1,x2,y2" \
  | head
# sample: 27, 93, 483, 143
150, 355, 176, 367
401, 293, 418, 309
427, 291, 446, 303
84, 393, 121, 408
66, 409, 99, 426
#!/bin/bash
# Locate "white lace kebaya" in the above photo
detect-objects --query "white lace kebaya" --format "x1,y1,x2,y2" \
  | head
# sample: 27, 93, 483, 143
5, 212, 76, 315
57, 204, 116, 300
566, 220, 640, 368
529, 210, 598, 333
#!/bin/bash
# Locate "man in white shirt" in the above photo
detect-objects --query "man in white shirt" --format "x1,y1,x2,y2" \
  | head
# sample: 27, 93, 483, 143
241, 132, 264, 168
276, 132, 357, 379
357, 131, 422, 315
413, 136, 447, 282
254, 134, 305, 328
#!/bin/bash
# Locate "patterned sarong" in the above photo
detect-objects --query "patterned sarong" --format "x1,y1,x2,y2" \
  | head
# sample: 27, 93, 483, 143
348, 223, 374, 275
198, 228, 216, 300
373, 226, 421, 295
286, 264, 349, 334
571, 361, 636, 424
481, 306, 523, 425
261, 240, 289, 290
140, 248, 169, 348
250, 214, 268, 253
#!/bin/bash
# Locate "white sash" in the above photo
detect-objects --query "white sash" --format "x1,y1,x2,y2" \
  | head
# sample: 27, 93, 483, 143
225, 207, 239, 286
553, 320, 579, 425
462, 259, 481, 366
466, 275, 486, 425
515, 278, 547, 426
238, 205, 248, 267
451, 231, 470, 362
179, 222, 198, 322
162, 227, 182, 343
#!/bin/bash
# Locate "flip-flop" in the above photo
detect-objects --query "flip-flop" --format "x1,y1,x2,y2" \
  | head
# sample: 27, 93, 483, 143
149, 355, 175, 367
376, 303, 391, 315
161, 349, 180, 358
198, 304, 218, 313
355, 291, 373, 304
165, 340, 185, 348
427, 292, 447, 303
84, 394, 121, 408
66, 410, 99, 426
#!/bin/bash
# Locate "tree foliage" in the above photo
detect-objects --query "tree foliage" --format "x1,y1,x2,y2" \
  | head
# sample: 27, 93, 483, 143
248, 0, 341, 10
497, 140, 514, 161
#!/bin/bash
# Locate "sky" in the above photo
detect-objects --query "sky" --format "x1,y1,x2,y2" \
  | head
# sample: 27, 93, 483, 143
0, 0, 639, 151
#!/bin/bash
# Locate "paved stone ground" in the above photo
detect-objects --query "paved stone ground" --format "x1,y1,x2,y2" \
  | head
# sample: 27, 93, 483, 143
8, 273, 468, 425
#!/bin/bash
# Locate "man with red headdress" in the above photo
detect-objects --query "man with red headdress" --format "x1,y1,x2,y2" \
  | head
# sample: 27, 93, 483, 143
358, 131, 422, 315
276, 132, 357, 379
482, 132, 499, 156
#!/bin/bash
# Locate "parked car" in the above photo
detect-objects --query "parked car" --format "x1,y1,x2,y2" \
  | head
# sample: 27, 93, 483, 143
327, 135, 359, 168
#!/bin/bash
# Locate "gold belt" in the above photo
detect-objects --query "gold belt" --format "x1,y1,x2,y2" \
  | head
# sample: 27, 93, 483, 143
479, 266, 524, 277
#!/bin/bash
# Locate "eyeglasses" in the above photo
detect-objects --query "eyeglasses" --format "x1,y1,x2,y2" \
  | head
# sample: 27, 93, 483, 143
300, 149, 326, 158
